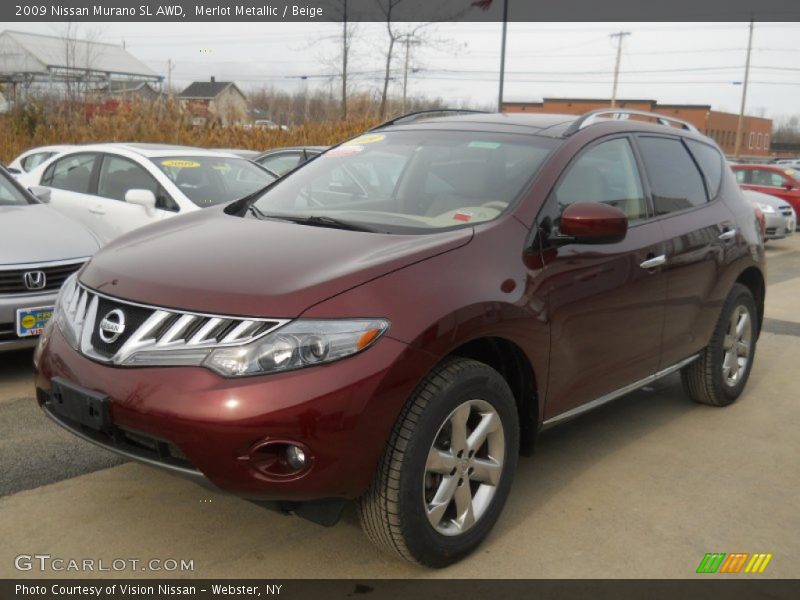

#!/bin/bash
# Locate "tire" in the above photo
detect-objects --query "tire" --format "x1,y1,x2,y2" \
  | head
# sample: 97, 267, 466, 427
358, 357, 519, 567
681, 283, 758, 407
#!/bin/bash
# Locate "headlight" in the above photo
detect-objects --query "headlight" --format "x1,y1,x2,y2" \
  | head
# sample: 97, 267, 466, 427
53, 272, 80, 348
203, 319, 390, 377
755, 202, 776, 214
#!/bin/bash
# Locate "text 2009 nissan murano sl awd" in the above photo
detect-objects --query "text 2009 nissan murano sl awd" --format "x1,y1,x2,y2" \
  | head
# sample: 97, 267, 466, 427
34, 109, 765, 567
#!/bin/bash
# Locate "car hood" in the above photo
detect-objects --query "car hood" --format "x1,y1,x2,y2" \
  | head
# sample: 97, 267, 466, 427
80, 207, 473, 317
0, 204, 99, 266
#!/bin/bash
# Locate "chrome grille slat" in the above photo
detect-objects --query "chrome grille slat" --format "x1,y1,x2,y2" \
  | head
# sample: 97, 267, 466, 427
62, 284, 289, 365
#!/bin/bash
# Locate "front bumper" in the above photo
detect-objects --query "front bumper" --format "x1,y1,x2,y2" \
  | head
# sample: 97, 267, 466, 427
764, 211, 795, 239
0, 290, 58, 352
35, 326, 430, 502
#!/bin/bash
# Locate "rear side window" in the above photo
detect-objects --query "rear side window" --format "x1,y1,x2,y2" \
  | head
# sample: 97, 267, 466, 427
686, 140, 723, 198
734, 169, 748, 184
637, 137, 708, 215
41, 153, 97, 194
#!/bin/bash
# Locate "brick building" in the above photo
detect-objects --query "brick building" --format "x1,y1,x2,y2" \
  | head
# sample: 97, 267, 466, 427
503, 98, 773, 158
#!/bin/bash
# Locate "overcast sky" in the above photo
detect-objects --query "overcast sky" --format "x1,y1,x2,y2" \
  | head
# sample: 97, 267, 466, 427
12, 21, 800, 118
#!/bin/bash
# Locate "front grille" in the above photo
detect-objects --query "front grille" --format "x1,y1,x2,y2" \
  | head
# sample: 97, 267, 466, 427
59, 281, 287, 365
0, 260, 85, 295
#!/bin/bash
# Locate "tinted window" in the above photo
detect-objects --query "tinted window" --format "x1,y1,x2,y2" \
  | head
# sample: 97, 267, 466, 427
637, 137, 708, 215
734, 169, 748, 184
98, 156, 158, 201
258, 152, 303, 175
686, 140, 723, 198
42, 153, 96, 194
553, 137, 647, 222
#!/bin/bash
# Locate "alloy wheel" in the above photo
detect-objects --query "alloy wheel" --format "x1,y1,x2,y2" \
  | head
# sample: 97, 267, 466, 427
722, 304, 753, 387
423, 399, 505, 536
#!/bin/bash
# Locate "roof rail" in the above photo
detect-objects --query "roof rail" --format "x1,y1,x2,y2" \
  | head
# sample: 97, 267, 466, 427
564, 108, 699, 136
368, 109, 491, 131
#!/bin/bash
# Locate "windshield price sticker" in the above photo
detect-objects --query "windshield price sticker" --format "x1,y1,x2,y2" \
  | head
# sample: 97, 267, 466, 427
346, 133, 386, 146
162, 159, 201, 168
325, 145, 364, 157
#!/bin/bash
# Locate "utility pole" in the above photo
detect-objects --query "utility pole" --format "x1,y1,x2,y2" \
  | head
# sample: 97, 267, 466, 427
609, 31, 630, 108
497, 0, 509, 112
402, 37, 420, 113
341, 0, 348, 120
167, 58, 174, 98
734, 20, 754, 159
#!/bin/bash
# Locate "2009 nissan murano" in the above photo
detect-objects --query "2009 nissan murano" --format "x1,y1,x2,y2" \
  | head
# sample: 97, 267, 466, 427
34, 109, 765, 567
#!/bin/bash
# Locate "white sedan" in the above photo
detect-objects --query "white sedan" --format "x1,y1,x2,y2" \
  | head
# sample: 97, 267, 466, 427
18, 143, 277, 244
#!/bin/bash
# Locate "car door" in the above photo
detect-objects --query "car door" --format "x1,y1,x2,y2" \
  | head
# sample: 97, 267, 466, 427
90, 154, 178, 243
534, 136, 668, 420
635, 136, 736, 369
38, 152, 102, 228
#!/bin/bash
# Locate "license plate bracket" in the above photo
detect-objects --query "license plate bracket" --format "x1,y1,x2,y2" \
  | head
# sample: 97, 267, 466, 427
48, 377, 111, 432
15, 306, 54, 337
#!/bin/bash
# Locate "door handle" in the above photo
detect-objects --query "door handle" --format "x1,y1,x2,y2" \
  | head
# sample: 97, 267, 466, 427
88, 206, 106, 215
639, 255, 667, 269
718, 228, 737, 241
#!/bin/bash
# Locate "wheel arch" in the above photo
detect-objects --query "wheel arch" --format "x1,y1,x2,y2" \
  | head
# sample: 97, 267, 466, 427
447, 336, 539, 452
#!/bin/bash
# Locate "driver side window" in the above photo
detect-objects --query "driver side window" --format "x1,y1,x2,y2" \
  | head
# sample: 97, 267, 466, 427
553, 138, 648, 224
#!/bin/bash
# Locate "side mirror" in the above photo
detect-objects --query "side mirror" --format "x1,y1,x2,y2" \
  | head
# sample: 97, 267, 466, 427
783, 182, 796, 191
125, 189, 157, 216
558, 202, 628, 244
29, 186, 51, 203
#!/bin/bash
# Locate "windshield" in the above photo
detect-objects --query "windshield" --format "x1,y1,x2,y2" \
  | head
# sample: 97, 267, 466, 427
153, 156, 276, 207
248, 130, 556, 233
784, 168, 800, 181
0, 170, 34, 206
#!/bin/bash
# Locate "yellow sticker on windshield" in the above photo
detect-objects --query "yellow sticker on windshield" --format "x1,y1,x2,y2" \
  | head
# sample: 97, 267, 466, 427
162, 159, 200, 168
345, 133, 385, 145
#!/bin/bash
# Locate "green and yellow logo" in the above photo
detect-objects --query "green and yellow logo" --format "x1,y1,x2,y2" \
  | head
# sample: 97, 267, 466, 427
696, 552, 773, 574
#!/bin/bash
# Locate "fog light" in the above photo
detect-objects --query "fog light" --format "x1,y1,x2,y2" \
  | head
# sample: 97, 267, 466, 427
285, 445, 306, 470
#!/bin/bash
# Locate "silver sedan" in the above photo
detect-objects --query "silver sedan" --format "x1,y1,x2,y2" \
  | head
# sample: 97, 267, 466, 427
0, 167, 100, 352
742, 189, 796, 240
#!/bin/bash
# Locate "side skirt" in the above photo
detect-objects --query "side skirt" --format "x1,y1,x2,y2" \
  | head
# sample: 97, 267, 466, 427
540, 354, 700, 430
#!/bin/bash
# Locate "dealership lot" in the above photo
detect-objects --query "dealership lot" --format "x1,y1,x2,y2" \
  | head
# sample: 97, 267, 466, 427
1, 236, 799, 579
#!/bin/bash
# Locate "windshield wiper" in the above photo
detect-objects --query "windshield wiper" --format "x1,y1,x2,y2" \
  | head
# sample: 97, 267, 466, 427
247, 208, 379, 232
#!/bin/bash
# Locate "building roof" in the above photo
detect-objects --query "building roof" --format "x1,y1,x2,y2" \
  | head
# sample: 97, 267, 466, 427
178, 81, 244, 99
0, 30, 161, 81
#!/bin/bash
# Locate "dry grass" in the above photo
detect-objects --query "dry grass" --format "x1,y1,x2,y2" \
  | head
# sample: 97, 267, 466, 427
0, 101, 381, 163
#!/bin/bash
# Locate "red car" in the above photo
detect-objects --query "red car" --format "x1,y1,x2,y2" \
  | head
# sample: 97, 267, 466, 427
732, 163, 800, 226
34, 109, 765, 567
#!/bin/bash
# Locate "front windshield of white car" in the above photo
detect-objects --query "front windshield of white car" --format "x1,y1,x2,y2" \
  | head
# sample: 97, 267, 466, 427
248, 130, 556, 233
152, 156, 276, 207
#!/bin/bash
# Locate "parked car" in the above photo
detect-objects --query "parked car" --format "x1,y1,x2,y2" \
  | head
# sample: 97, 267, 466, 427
0, 166, 99, 352
6, 145, 74, 176
213, 148, 260, 160
18, 144, 278, 244
742, 189, 796, 240
731, 163, 800, 228
253, 146, 327, 176
774, 158, 800, 168
35, 109, 765, 567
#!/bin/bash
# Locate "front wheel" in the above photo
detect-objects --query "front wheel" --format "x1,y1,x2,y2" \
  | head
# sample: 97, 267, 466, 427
681, 283, 758, 407
359, 357, 519, 567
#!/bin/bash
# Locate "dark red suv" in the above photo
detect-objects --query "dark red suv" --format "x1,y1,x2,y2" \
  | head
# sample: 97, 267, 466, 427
34, 109, 765, 567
